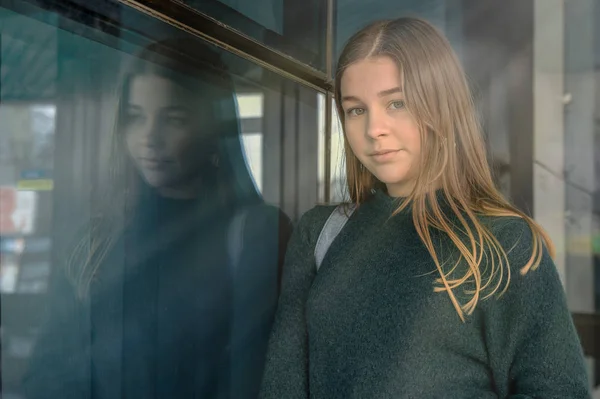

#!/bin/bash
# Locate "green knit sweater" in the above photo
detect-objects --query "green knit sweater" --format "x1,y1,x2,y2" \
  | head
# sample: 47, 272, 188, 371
259, 190, 591, 398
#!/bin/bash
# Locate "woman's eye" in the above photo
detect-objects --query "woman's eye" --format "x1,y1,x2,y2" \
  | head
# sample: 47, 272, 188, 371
347, 108, 365, 117
165, 116, 188, 127
389, 100, 406, 110
124, 112, 144, 125
163, 112, 189, 127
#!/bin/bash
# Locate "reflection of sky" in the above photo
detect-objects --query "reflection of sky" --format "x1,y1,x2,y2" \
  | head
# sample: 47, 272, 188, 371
236, 93, 263, 118
31, 106, 55, 163
236, 93, 263, 192
31, 105, 56, 137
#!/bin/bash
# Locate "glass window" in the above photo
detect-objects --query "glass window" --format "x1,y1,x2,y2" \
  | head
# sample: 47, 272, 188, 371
563, 0, 600, 390
0, 104, 55, 297
335, 0, 464, 62
180, 0, 327, 71
0, 0, 322, 397
564, 0, 598, 313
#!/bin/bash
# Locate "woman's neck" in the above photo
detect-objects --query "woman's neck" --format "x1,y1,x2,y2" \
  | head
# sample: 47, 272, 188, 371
156, 176, 204, 199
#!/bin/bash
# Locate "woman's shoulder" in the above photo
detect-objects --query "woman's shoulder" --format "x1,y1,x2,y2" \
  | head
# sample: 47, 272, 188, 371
230, 202, 289, 229
478, 214, 561, 297
231, 203, 293, 248
256, 204, 338, 251
300, 203, 340, 223
235, 202, 287, 221
296, 204, 342, 237
480, 215, 537, 261
441, 212, 532, 255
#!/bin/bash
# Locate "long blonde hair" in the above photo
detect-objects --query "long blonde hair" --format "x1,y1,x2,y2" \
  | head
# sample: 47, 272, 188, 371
334, 17, 554, 321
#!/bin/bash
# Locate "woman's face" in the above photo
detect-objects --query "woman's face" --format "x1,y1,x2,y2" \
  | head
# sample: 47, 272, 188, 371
123, 74, 214, 197
340, 56, 422, 197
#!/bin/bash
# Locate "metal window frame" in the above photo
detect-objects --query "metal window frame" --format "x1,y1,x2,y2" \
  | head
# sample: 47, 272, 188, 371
117, 0, 337, 205
117, 0, 331, 93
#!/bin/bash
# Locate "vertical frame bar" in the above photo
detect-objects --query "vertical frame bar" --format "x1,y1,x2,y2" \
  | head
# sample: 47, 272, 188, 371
323, 0, 335, 202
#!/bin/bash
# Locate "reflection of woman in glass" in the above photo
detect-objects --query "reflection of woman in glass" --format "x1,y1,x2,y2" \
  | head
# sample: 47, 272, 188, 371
24, 38, 291, 399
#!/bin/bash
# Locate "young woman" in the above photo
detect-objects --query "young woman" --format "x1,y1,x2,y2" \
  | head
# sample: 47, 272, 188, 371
23, 38, 291, 399
260, 17, 590, 398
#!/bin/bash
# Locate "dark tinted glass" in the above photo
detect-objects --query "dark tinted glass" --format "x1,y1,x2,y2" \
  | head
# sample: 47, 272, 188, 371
0, 1, 322, 397
179, 0, 327, 71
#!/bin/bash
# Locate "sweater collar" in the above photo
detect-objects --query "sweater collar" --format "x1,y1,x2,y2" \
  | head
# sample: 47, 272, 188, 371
369, 188, 451, 214
370, 189, 409, 213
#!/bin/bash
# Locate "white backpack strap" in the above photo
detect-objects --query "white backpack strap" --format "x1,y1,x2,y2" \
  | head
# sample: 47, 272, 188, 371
314, 204, 356, 271
228, 209, 248, 273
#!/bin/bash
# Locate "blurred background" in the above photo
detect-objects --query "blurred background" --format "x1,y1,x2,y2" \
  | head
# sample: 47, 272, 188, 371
0, 0, 598, 397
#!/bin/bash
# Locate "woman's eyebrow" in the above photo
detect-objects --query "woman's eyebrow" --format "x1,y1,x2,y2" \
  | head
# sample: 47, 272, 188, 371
341, 86, 403, 103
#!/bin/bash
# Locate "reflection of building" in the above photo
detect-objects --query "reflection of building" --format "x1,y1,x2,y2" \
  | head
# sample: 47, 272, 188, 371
563, 0, 600, 356
536, 0, 600, 388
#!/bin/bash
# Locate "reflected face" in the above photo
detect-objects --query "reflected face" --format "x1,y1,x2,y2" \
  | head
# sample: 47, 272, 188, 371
340, 56, 421, 197
123, 75, 212, 195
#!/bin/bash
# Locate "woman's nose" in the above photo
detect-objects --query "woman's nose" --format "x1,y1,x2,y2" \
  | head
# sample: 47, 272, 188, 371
366, 108, 390, 139
140, 118, 164, 147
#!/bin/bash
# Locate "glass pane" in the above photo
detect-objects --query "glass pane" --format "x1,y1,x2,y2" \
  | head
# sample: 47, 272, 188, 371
563, 0, 599, 391
181, 0, 327, 71
335, 0, 464, 62
0, 104, 55, 296
0, 1, 322, 397
563, 0, 599, 315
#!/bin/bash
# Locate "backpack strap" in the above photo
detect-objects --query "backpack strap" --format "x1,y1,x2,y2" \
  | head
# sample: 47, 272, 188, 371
314, 204, 356, 271
228, 208, 248, 273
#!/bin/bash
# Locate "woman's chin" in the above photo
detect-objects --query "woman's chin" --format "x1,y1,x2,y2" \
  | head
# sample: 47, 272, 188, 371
140, 170, 174, 190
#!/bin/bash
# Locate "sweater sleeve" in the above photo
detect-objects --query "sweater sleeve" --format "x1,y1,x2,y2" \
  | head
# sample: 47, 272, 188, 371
483, 218, 591, 398
227, 204, 293, 399
259, 207, 326, 399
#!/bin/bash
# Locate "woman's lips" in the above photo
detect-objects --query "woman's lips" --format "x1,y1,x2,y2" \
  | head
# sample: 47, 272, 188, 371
371, 149, 400, 162
140, 158, 173, 169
